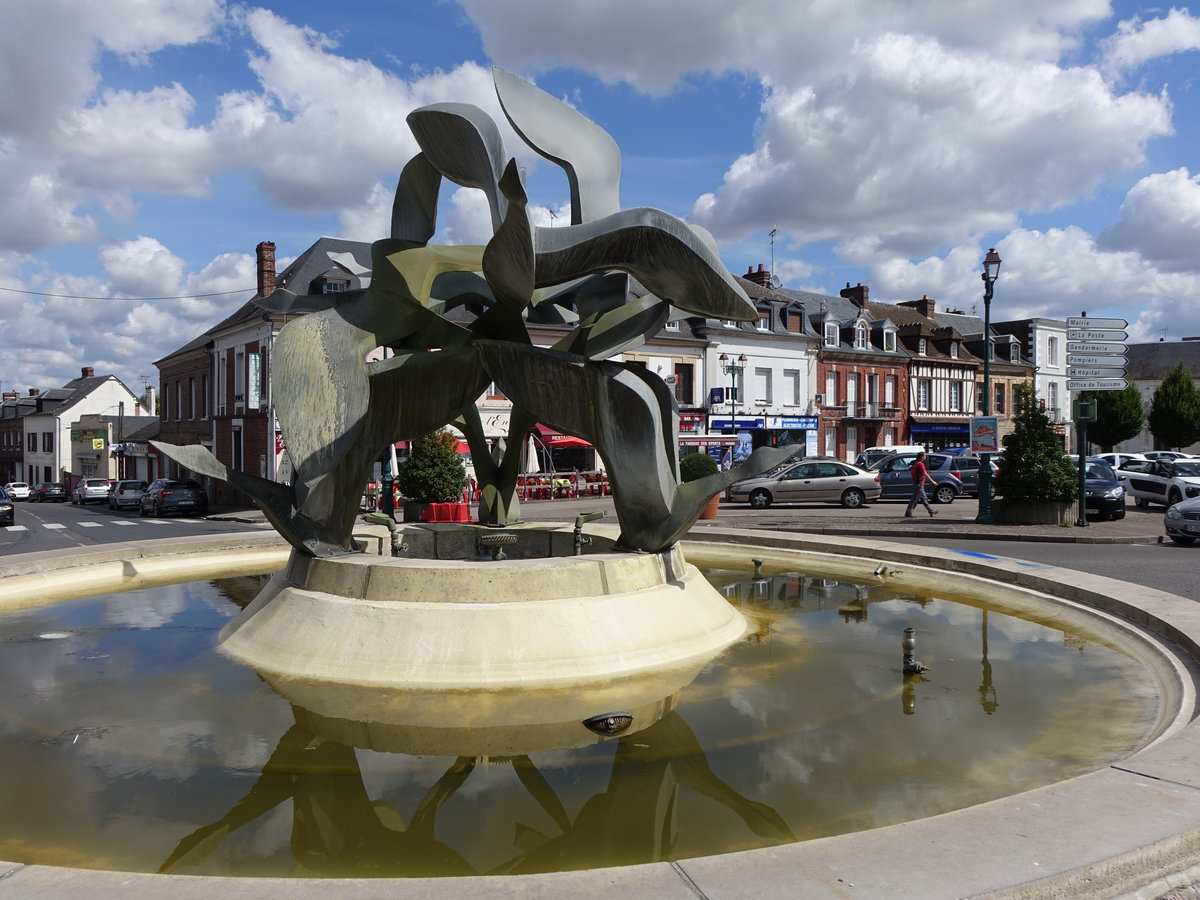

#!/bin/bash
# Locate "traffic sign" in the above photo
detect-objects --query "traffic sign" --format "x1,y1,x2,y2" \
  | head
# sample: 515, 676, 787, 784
1068, 366, 1127, 378
1066, 354, 1126, 367
1067, 329, 1127, 342
1068, 378, 1128, 391
1066, 317, 1128, 330
1067, 342, 1127, 355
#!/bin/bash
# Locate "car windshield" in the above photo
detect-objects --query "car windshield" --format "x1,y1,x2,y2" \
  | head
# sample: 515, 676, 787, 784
1173, 462, 1200, 477
1085, 462, 1116, 480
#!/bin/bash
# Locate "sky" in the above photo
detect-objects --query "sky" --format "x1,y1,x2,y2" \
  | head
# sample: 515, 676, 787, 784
2, 0, 1200, 394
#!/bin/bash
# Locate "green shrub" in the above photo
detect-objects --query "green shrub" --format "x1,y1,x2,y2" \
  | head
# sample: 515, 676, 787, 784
679, 451, 719, 483
397, 430, 468, 503
994, 383, 1076, 502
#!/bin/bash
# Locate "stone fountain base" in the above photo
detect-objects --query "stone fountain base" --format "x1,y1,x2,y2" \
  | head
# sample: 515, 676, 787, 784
218, 524, 747, 689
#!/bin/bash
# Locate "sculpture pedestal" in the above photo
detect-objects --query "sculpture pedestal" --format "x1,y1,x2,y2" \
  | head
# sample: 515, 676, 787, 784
219, 533, 746, 689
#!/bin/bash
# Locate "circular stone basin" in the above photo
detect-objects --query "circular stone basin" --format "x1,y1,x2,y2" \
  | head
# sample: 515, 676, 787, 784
0, 546, 1179, 879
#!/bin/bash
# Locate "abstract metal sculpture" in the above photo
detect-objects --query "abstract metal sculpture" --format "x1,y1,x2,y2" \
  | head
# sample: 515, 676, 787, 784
155, 68, 794, 556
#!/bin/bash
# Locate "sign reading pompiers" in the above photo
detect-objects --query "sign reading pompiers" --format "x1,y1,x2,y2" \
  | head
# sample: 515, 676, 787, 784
151, 68, 795, 557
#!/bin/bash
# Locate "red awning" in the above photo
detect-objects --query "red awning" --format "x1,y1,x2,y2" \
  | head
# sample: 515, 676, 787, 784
534, 424, 593, 447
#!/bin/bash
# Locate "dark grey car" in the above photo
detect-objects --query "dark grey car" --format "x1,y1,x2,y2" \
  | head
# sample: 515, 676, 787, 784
140, 478, 209, 517
870, 453, 964, 504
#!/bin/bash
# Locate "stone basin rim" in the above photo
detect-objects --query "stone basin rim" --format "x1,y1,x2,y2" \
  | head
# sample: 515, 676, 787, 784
2, 524, 1200, 899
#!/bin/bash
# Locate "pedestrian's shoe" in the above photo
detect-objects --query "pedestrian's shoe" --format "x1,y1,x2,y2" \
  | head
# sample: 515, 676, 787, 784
929, 510, 938, 517
904, 513, 913, 518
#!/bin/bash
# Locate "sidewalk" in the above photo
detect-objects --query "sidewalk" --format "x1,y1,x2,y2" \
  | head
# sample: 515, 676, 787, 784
208, 494, 1168, 544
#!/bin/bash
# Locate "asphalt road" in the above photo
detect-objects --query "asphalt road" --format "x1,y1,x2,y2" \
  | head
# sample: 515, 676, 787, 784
0, 497, 266, 556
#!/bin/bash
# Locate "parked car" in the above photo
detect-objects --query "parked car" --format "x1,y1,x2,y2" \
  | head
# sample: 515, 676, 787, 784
854, 444, 926, 470
3, 482, 30, 500
1143, 450, 1191, 461
1117, 458, 1200, 507
71, 477, 112, 504
728, 458, 881, 509
30, 482, 67, 502
948, 455, 1000, 497
1096, 452, 1149, 470
0, 488, 12, 526
1066, 456, 1126, 520
869, 452, 964, 504
108, 479, 147, 511
140, 478, 208, 517
1164, 496, 1200, 545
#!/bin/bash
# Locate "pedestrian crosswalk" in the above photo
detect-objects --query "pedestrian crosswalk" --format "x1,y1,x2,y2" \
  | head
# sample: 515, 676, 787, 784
2, 518, 194, 533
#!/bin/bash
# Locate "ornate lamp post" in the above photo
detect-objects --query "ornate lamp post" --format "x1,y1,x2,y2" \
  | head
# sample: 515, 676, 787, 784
975, 248, 1002, 524
718, 352, 748, 429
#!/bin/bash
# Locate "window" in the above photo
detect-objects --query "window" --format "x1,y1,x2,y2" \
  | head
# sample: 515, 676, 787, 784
1048, 381, 1059, 417
918, 338, 927, 356
854, 322, 868, 349
885, 375, 896, 406
754, 368, 772, 404
320, 279, 348, 293
949, 381, 961, 411
42, 431, 52, 452
825, 371, 838, 406
175, 380, 182, 421
201, 374, 210, 419
783, 369, 801, 406
665, 320, 680, 332
1010, 342, 1021, 362
884, 330, 896, 352
234, 350, 246, 402
846, 426, 858, 461
27, 432, 36, 452
1047, 336, 1059, 366
673, 363, 694, 405
248, 351, 262, 409
845, 373, 858, 408
977, 383, 986, 412
824, 427, 836, 457
757, 311, 770, 332
824, 322, 839, 346
994, 384, 1005, 414
189, 378, 196, 420
917, 379, 931, 410
950, 342, 959, 359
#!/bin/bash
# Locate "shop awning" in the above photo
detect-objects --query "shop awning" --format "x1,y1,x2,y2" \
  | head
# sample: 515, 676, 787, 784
534, 424, 593, 447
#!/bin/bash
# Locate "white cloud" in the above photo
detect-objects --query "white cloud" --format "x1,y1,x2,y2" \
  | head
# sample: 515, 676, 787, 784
1099, 168, 1200, 272
1102, 7, 1200, 74
99, 236, 188, 297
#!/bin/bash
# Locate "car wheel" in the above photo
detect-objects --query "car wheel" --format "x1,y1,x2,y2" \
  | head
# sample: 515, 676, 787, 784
1112, 509, 1126, 520
749, 489, 772, 509
139, 501, 148, 517
153, 501, 161, 517
934, 485, 956, 504
1135, 496, 1148, 508
841, 487, 866, 509
1168, 489, 1183, 505
1170, 535, 1196, 545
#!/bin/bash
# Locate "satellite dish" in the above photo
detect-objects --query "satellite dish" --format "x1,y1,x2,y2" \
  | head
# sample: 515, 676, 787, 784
769, 274, 783, 289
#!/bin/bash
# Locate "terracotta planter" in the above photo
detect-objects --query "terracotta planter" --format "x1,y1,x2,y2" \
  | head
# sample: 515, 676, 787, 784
990, 499, 1078, 525
698, 493, 721, 520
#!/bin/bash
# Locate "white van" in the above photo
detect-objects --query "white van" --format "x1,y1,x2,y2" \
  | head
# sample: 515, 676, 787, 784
855, 444, 926, 469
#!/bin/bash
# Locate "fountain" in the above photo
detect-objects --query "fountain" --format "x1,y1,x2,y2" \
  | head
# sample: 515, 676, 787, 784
4, 68, 1200, 898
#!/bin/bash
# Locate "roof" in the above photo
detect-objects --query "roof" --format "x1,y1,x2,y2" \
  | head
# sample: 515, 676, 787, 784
1126, 341, 1200, 380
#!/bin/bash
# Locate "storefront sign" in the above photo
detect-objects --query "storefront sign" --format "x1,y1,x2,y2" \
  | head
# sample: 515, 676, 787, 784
707, 416, 766, 430
766, 416, 818, 430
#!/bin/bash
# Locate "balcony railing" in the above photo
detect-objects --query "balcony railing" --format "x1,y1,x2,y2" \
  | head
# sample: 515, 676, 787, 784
842, 402, 899, 420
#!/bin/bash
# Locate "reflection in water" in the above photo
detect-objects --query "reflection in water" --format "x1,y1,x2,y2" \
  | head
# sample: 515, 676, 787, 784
160, 708, 793, 877
0, 568, 1171, 877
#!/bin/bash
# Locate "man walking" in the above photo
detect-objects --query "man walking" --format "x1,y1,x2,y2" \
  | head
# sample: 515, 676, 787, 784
905, 451, 937, 518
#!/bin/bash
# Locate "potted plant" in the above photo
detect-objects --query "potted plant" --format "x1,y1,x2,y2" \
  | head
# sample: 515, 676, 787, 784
397, 430, 469, 522
680, 451, 722, 519
992, 383, 1079, 525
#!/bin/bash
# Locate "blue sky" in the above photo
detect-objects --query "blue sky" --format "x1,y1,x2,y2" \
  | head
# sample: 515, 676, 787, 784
2, 0, 1200, 392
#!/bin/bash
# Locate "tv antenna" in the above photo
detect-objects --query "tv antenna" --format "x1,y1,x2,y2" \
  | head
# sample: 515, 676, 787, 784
769, 227, 777, 274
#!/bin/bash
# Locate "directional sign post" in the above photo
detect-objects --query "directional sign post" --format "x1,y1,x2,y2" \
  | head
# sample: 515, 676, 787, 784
1067, 378, 1129, 391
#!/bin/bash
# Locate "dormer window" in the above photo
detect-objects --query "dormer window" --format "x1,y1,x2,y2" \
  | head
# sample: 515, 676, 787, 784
950, 342, 958, 359
883, 330, 896, 352
854, 322, 868, 350
918, 338, 927, 355
757, 310, 771, 331
1010, 343, 1020, 362
665, 320, 680, 332
316, 277, 350, 294
824, 323, 839, 347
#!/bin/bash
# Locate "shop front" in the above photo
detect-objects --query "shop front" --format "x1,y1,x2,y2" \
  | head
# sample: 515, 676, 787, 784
910, 420, 971, 452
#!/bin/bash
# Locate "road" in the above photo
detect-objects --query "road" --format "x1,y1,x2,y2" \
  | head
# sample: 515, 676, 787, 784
0, 498, 266, 556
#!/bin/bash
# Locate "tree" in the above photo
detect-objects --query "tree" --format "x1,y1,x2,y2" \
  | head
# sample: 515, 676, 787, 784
397, 430, 467, 503
994, 382, 1076, 502
1088, 384, 1145, 452
1148, 364, 1200, 451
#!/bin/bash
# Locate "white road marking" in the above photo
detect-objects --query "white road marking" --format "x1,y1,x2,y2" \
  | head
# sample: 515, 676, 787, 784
77, 522, 103, 528
3, 525, 28, 532
43, 523, 66, 530
110, 520, 137, 526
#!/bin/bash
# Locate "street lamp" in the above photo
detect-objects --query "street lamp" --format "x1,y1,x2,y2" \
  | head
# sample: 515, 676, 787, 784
975, 248, 1002, 524
718, 353, 748, 428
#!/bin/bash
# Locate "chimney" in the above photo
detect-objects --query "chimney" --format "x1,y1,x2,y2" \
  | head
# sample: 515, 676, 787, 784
256, 241, 277, 298
146, 385, 156, 416
28, 388, 39, 397
1, 391, 17, 402
899, 294, 936, 318
744, 264, 773, 287
81, 366, 94, 378
839, 282, 869, 307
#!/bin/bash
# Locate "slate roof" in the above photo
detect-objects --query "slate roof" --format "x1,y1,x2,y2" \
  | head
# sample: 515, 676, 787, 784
1126, 341, 1200, 380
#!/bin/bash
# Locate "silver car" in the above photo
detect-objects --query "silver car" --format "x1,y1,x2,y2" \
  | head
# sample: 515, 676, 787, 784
71, 478, 112, 504
108, 479, 147, 511
729, 458, 881, 509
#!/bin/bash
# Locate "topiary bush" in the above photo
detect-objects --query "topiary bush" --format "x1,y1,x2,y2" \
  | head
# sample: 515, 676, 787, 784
994, 382, 1077, 502
679, 451, 720, 483
397, 430, 468, 503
